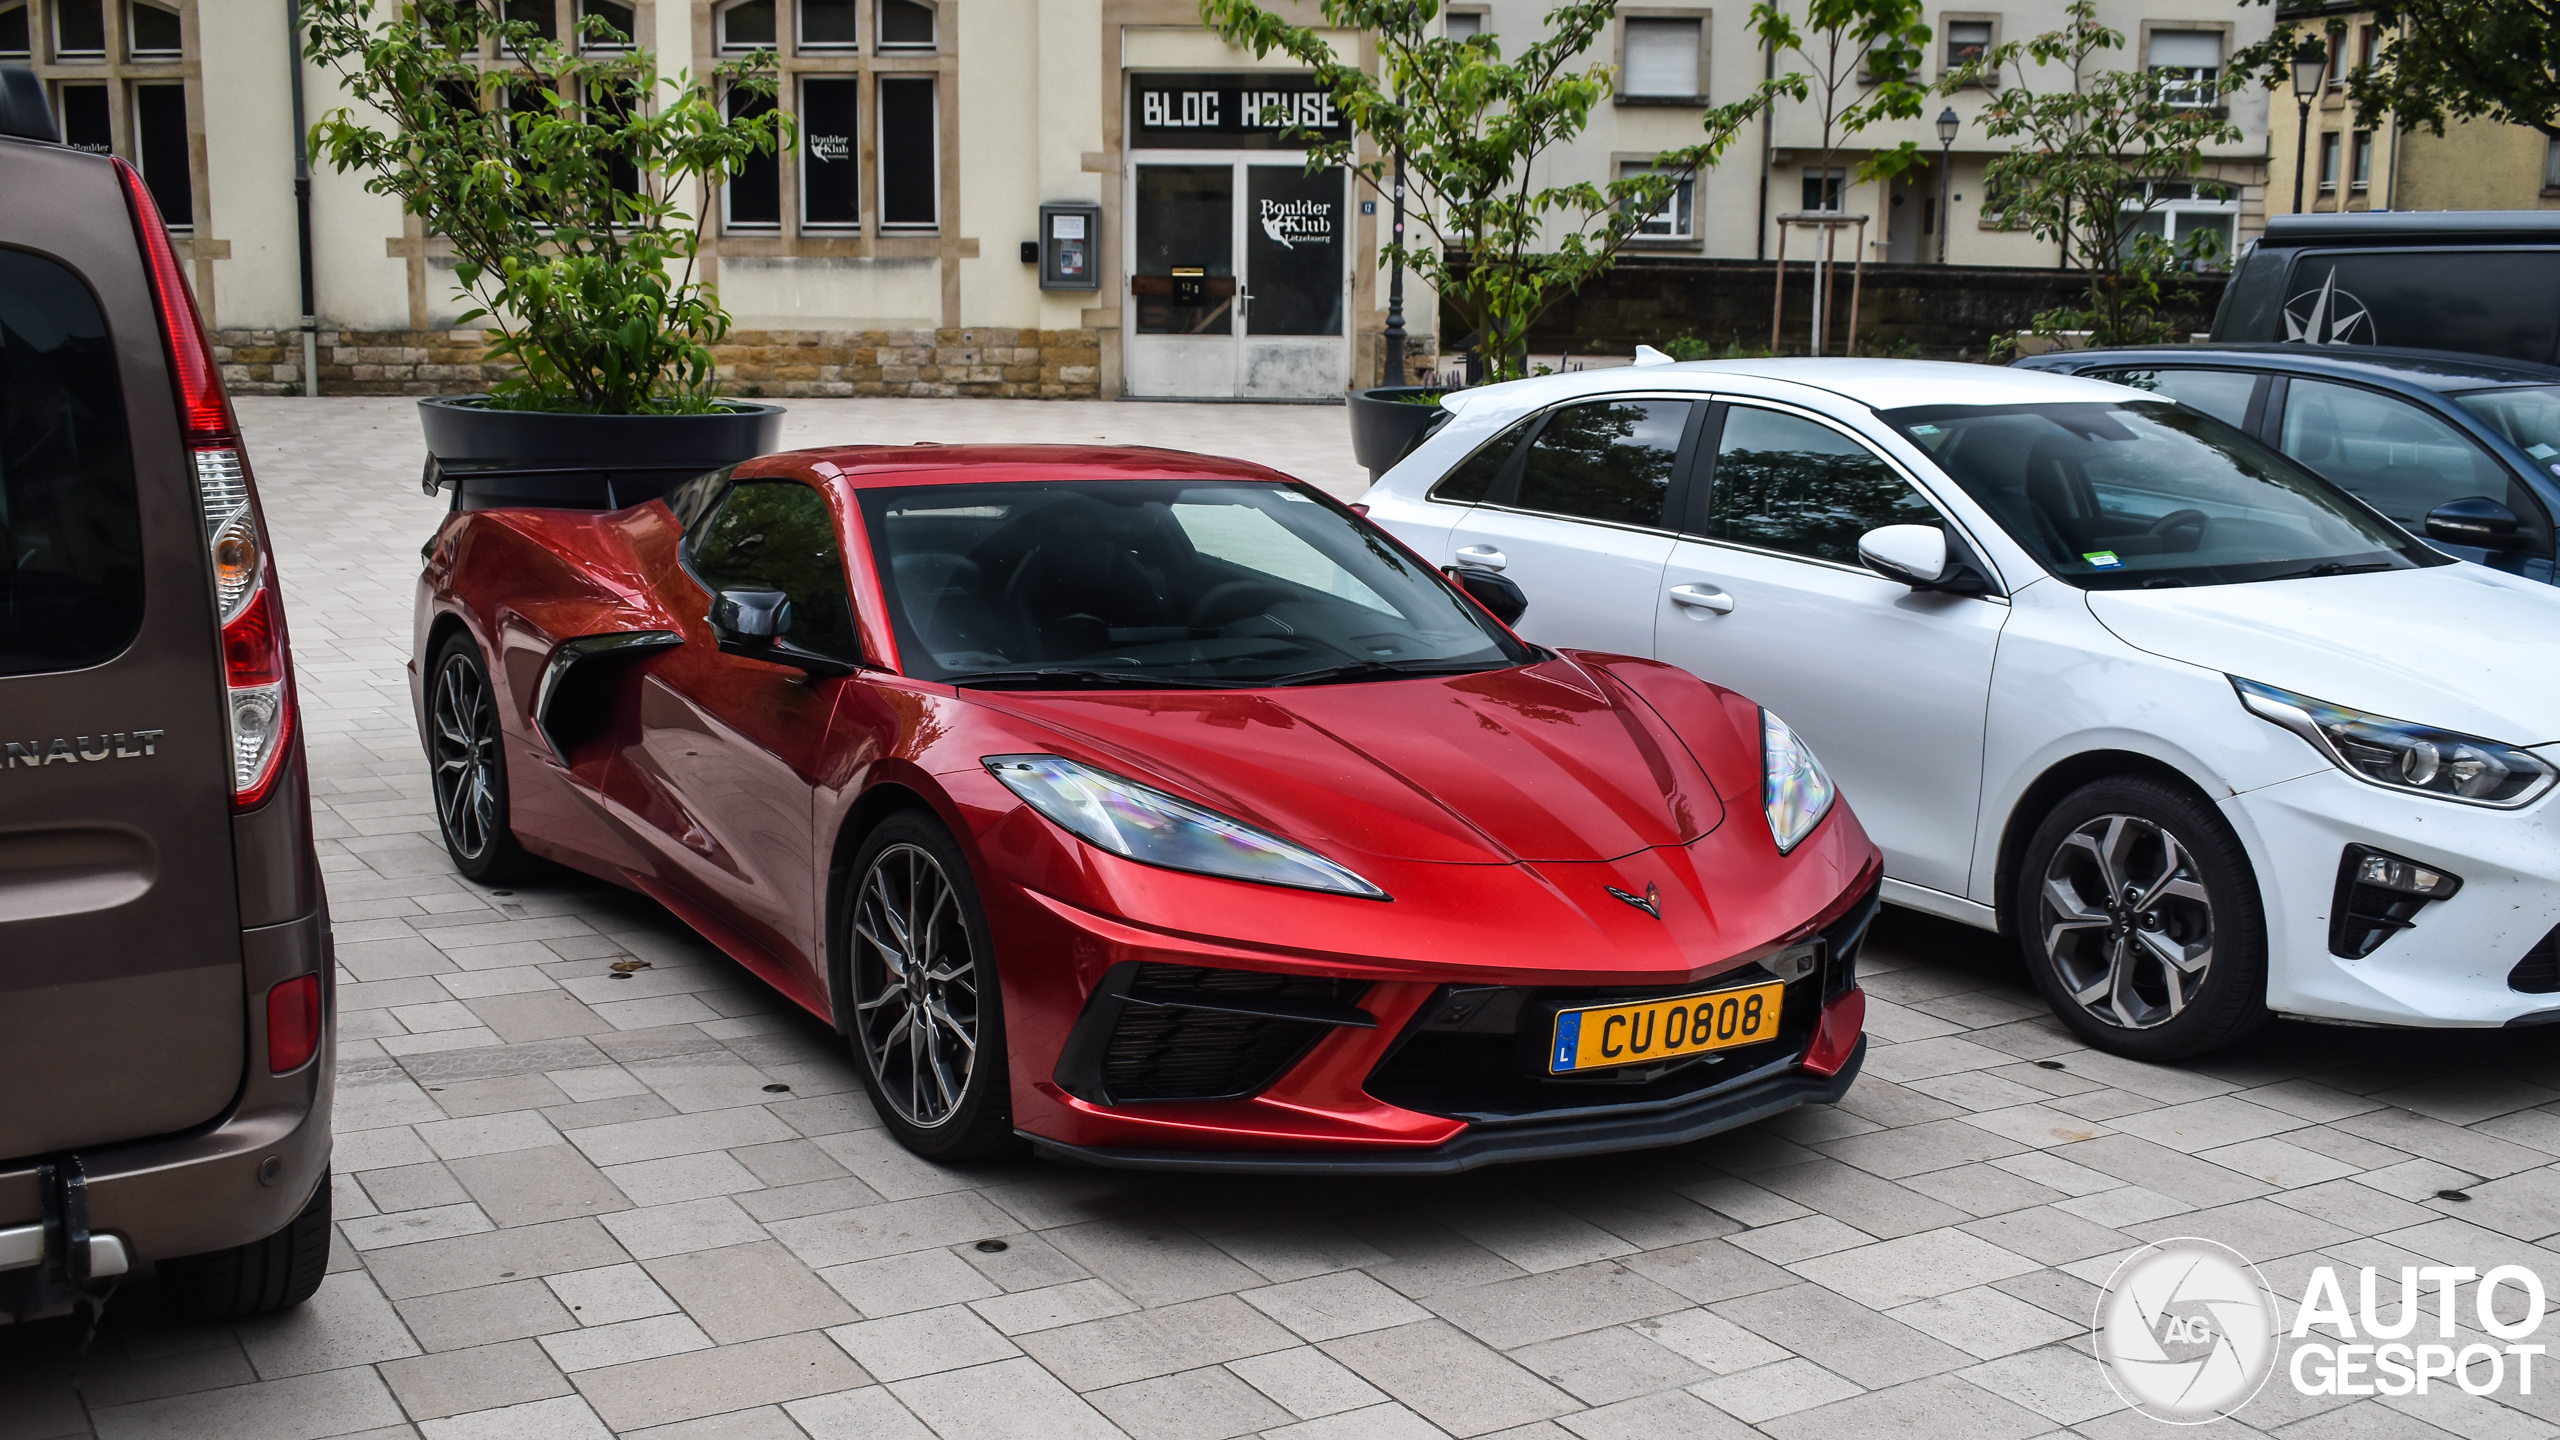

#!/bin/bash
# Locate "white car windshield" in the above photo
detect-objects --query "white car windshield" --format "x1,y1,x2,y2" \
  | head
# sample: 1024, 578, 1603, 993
859, 479, 1533, 687
1884, 400, 2444, 589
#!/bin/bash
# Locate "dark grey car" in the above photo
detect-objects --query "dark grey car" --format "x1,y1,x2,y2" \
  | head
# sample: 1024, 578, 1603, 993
0, 68, 332, 1322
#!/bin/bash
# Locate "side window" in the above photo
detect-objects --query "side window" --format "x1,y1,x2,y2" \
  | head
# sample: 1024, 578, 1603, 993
2278, 378, 2514, 531
1512, 399, 1693, 528
1702, 406, 1942, 564
0, 248, 142, 677
2100, 368, 2259, 432
1428, 414, 1533, 504
689, 481, 862, 660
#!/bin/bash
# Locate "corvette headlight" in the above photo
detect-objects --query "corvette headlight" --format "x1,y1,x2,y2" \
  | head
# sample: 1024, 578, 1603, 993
1762, 709, 1836, 854
2232, 677, 2556, 808
983, 754, 1389, 899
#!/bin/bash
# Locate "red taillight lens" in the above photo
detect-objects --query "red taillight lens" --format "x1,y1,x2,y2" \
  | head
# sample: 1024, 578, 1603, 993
120, 157, 297, 811
115, 158, 232, 442
267, 974, 322, 1074
1802, 988, 1865, 1078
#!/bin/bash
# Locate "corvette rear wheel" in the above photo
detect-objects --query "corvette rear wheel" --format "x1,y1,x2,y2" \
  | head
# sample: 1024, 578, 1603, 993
2012, 776, 2266, 1061
845, 811, 1013, 1159
428, 635, 536, 884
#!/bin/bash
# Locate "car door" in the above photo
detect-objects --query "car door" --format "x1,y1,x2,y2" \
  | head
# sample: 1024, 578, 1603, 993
1654, 401, 2008, 897
2270, 376, 2557, 573
625, 478, 866, 999
1443, 395, 1704, 656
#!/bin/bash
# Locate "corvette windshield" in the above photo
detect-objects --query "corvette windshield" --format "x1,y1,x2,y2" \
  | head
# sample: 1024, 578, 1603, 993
1883, 400, 2441, 589
860, 480, 1532, 686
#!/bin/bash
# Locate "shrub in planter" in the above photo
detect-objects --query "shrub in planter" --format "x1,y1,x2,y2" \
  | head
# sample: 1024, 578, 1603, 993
304, 0, 791, 483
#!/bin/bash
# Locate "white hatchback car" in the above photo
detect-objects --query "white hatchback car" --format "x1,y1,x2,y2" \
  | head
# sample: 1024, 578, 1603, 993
1361, 358, 2560, 1058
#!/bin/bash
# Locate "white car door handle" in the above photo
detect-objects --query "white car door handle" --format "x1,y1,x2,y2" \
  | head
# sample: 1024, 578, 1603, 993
1454, 545, 1507, 571
1669, 583, 1735, 614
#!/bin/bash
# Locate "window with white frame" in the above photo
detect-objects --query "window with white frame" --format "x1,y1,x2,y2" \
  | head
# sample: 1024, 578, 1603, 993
1621, 162, 1694, 240
126, 0, 177, 56
2350, 130, 2372, 191
502, 0, 555, 41
132, 78, 188, 222
2317, 131, 2340, 193
801, 74, 858, 227
725, 84, 781, 228
877, 73, 935, 227
1444, 7, 1485, 39
53, 0, 104, 56
0, 1, 30, 56
799, 0, 856, 51
2546, 137, 2560, 192
2118, 180, 2233, 266
1621, 16, 1702, 101
577, 0, 632, 51
2146, 30, 2222, 108
719, 0, 775, 53
1801, 166, 1843, 212
876, 0, 932, 50
1943, 18, 1990, 75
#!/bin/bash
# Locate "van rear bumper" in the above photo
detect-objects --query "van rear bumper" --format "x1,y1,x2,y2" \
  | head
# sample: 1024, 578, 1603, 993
0, 909, 332, 1316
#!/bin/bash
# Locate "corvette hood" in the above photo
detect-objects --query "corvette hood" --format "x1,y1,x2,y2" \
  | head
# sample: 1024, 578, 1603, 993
968, 658, 1726, 864
2083, 563, 2560, 745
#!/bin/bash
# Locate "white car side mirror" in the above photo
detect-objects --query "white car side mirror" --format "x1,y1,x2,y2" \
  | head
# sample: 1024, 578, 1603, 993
1858, 524, 1951, 588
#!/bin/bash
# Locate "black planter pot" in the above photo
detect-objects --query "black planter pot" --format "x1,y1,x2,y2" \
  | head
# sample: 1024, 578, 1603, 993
1347, 385, 1453, 481
419, 394, 787, 510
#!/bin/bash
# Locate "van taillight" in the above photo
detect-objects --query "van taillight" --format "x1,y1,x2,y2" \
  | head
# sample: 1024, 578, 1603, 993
267, 974, 322, 1073
117, 157, 296, 812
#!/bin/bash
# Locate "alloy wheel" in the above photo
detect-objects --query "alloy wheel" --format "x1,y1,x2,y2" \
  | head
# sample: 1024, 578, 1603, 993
2036, 813, 2217, 1030
429, 654, 500, 861
850, 843, 980, 1129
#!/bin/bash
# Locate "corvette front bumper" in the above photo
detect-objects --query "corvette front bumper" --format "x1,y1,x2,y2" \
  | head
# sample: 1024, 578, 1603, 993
1022, 1036, 1864, 1175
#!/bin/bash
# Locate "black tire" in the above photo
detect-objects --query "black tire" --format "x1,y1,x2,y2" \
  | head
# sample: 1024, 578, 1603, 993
2009, 775, 2268, 1061
842, 809, 1015, 1160
426, 633, 537, 884
158, 1173, 332, 1319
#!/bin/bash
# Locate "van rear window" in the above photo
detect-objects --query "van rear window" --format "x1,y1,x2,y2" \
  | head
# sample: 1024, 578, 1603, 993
0, 247, 142, 677
2282, 249, 2560, 363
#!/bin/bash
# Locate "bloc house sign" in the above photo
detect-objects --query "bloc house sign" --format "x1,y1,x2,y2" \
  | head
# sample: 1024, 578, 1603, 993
1128, 73, 1353, 150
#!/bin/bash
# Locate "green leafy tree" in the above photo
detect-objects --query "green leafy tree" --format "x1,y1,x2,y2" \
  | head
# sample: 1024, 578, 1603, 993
1952, 0, 2240, 349
301, 0, 791, 413
1750, 0, 1934, 211
2236, 0, 2560, 140
1197, 0, 1783, 383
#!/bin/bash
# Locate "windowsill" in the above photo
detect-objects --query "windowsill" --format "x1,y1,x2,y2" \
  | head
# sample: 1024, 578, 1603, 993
1624, 236, 1702, 250
1615, 94, 1708, 107
876, 44, 938, 54
796, 44, 859, 54
880, 226, 940, 235
723, 223, 785, 235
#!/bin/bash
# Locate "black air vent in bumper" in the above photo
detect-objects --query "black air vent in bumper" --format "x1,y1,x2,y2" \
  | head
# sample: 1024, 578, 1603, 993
2512, 926, 2560, 994
1054, 963, 1373, 1104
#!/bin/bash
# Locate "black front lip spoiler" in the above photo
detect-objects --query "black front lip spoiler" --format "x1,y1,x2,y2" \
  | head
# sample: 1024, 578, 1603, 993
1021, 1038, 1865, 1177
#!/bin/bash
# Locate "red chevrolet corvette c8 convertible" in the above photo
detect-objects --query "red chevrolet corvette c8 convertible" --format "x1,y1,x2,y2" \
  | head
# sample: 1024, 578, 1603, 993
412, 443, 1881, 1172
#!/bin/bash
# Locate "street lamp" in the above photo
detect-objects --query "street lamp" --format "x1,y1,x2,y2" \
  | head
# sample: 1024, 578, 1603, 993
1935, 107, 1959, 264
1383, 148, 1407, 385
2291, 37, 2327, 214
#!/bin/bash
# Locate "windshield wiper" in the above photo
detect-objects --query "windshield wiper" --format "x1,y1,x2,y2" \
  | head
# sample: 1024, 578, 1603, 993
939, 668, 1231, 690
2262, 561, 2398, 582
1262, 659, 1505, 687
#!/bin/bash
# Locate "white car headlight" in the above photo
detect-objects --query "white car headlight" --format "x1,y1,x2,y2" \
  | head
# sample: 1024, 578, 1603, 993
983, 754, 1389, 899
2232, 677, 2557, 809
1762, 709, 1836, 854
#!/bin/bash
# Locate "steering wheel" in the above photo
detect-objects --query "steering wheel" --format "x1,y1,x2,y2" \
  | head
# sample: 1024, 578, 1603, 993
1186, 580, 1289, 629
2144, 508, 2211, 552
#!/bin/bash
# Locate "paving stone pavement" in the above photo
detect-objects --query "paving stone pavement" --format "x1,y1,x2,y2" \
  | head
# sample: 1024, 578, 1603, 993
6, 396, 2560, 1440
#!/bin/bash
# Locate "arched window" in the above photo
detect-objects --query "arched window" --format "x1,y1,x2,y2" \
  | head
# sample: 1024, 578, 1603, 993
798, 0, 855, 52
0, 2, 29, 58
127, 0, 181, 57
718, 0, 775, 53
578, 0, 632, 51
876, 0, 932, 51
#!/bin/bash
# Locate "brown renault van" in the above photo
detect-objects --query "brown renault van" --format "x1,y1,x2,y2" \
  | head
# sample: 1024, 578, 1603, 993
0, 67, 331, 1321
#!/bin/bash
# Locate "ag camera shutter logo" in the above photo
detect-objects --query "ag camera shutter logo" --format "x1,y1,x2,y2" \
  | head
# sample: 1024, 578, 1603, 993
2093, 1238, 2280, 1423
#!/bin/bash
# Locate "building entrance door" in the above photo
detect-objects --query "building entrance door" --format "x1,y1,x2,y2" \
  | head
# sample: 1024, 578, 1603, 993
1126, 156, 1349, 400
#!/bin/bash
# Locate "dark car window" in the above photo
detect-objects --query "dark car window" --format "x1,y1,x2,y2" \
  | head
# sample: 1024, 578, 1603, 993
2452, 385, 2560, 484
2098, 368, 2259, 431
2276, 378, 2513, 531
2282, 250, 2560, 362
1427, 414, 1533, 505
687, 480, 862, 660
1511, 399, 1691, 528
859, 480, 1532, 684
0, 247, 142, 678
1889, 400, 2442, 589
1700, 405, 1943, 564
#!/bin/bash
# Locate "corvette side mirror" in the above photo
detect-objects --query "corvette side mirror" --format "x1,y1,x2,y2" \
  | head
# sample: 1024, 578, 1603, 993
1445, 566, 1529, 626
708, 589, 791, 649
2426, 496, 2527, 550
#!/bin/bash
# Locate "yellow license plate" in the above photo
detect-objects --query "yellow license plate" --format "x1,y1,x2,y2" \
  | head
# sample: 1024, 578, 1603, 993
1549, 982, 1784, 1073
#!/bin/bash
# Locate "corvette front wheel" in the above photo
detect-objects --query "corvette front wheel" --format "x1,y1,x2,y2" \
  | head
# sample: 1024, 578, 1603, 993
427, 634, 536, 884
844, 810, 1014, 1160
